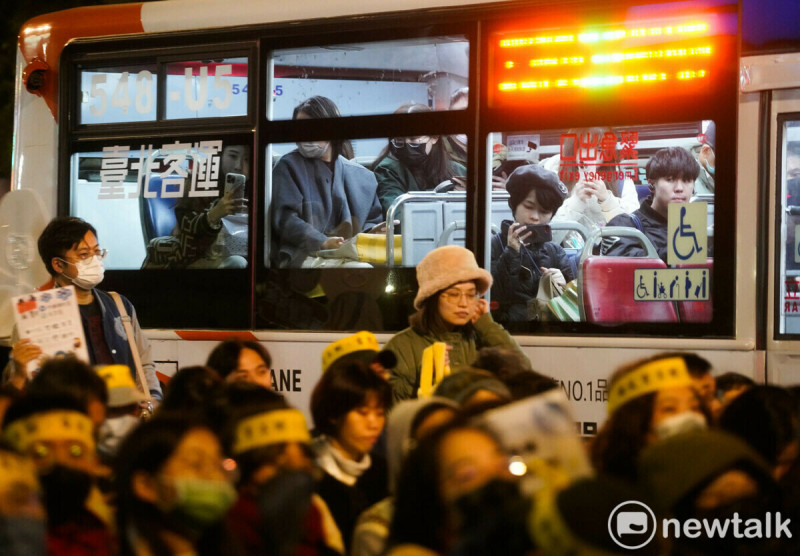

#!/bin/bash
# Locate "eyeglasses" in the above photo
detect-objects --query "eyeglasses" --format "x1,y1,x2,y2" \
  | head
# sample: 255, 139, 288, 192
440, 289, 479, 304
69, 249, 108, 262
391, 136, 430, 149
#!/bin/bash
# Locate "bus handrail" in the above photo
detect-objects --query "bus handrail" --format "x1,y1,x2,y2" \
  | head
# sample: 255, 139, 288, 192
385, 191, 510, 266
579, 225, 660, 265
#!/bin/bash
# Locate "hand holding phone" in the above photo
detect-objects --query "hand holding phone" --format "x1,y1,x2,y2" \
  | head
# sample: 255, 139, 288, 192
224, 173, 247, 213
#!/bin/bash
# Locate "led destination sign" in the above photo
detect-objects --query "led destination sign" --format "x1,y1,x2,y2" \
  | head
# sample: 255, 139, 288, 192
490, 14, 728, 102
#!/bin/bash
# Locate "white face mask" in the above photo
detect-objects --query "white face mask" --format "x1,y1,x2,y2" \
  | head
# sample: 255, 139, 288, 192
653, 411, 707, 441
98, 414, 140, 456
61, 255, 105, 290
297, 142, 330, 159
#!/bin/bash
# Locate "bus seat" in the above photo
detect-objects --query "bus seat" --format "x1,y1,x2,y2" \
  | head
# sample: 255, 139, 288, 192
550, 220, 590, 270
578, 227, 677, 323
140, 176, 179, 245
635, 184, 651, 202
675, 259, 713, 323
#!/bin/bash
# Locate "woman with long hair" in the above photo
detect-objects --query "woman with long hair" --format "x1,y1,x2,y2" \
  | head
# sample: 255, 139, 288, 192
271, 95, 384, 268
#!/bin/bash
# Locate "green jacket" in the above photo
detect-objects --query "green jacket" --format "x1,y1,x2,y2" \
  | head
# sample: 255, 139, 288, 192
374, 155, 466, 215
385, 313, 522, 402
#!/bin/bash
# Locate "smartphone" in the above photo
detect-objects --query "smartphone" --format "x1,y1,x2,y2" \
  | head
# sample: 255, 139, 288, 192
520, 223, 552, 244
224, 173, 247, 213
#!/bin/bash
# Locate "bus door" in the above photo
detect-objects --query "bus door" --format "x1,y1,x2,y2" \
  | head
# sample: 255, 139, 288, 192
747, 56, 800, 382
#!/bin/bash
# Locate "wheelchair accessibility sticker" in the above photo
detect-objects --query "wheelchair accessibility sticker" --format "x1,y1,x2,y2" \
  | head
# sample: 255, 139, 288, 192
634, 269, 709, 301
668, 203, 707, 265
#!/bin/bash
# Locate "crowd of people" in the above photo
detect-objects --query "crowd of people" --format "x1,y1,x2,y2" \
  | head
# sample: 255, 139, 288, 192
1, 219, 797, 554
2, 324, 798, 555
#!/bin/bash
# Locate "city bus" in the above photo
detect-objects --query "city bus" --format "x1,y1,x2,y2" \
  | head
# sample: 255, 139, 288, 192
2, 0, 798, 427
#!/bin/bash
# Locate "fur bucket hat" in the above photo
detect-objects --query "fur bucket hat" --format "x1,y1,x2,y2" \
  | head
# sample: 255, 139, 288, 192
413, 245, 492, 309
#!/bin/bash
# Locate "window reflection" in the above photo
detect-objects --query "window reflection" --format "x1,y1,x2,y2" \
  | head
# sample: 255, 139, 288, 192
270, 37, 469, 119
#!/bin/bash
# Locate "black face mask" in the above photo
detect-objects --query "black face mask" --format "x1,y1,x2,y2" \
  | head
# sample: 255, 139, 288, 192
256, 470, 315, 556
391, 143, 429, 168
449, 478, 534, 556
39, 465, 93, 525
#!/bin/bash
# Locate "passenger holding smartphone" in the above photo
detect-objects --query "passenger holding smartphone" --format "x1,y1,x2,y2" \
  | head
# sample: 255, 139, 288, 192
490, 165, 575, 322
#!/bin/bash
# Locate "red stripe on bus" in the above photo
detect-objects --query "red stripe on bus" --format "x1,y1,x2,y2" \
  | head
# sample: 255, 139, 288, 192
175, 331, 259, 341
18, 4, 145, 120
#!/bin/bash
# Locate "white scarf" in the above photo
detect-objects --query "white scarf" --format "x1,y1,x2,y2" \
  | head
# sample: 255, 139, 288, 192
315, 437, 371, 486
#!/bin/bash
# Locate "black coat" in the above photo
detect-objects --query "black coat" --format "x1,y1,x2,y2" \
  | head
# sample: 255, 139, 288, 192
490, 220, 575, 322
604, 196, 668, 262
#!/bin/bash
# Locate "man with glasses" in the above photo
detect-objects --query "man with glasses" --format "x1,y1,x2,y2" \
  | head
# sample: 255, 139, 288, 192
6, 217, 162, 402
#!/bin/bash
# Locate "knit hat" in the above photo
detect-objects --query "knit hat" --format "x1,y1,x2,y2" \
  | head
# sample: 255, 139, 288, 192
321, 331, 397, 373
97, 364, 147, 408
413, 245, 492, 309
505, 164, 568, 213
530, 476, 661, 556
637, 429, 774, 513
700, 121, 715, 150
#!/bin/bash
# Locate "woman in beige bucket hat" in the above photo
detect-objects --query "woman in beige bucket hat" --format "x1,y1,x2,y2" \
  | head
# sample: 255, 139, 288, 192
384, 245, 525, 402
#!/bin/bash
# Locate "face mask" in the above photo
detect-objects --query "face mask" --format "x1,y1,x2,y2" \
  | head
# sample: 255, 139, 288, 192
297, 142, 329, 159
61, 255, 104, 290
164, 477, 237, 529
701, 157, 715, 176
0, 517, 46, 556
98, 415, 141, 458
391, 143, 429, 168
39, 465, 93, 525
653, 411, 707, 441
256, 470, 315, 552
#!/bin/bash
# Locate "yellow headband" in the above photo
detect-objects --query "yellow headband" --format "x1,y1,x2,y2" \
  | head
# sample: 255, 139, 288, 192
530, 486, 626, 556
607, 357, 693, 414
233, 409, 311, 455
3, 410, 95, 453
0, 450, 40, 492
322, 331, 380, 372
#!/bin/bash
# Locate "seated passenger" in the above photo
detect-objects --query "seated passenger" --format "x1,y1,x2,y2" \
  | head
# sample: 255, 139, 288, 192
144, 144, 250, 269
490, 165, 574, 322
694, 120, 715, 195
604, 146, 700, 262
272, 96, 384, 268
543, 127, 639, 239
444, 87, 468, 166
374, 103, 466, 215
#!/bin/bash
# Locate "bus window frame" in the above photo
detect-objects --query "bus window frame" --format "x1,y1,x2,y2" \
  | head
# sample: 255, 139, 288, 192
52, 3, 736, 336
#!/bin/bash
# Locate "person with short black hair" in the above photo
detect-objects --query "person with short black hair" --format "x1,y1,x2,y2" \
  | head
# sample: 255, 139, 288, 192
604, 146, 701, 262
310, 360, 392, 552
490, 164, 575, 322
715, 371, 756, 407
27, 355, 108, 429
206, 338, 272, 390
5, 217, 162, 402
